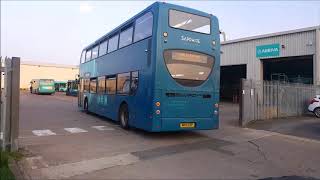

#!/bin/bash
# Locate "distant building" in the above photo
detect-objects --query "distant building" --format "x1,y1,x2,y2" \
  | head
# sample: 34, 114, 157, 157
20, 61, 79, 89
220, 26, 320, 100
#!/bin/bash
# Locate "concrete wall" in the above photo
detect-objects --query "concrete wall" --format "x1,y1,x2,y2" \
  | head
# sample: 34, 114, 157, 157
221, 27, 318, 82
20, 62, 79, 89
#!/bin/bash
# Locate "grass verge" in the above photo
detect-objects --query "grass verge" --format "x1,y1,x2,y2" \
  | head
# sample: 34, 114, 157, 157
0, 151, 23, 180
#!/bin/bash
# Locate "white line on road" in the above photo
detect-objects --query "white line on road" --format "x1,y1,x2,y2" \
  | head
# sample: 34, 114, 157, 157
40, 153, 140, 179
0, 132, 3, 140
91, 126, 115, 131
64, 128, 88, 133
32, 130, 56, 136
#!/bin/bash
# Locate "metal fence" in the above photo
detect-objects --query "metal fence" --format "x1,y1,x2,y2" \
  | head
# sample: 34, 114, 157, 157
0, 57, 20, 151
239, 79, 320, 127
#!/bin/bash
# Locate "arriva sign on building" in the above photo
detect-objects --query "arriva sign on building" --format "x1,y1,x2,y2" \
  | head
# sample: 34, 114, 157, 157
256, 43, 280, 58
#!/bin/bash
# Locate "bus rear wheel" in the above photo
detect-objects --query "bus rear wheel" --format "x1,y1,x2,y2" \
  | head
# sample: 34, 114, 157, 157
119, 104, 129, 129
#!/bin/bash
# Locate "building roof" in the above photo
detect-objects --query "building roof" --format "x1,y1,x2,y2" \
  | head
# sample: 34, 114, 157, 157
21, 61, 79, 69
222, 25, 320, 45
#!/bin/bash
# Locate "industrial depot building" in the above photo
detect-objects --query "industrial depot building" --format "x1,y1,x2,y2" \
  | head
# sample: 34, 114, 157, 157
19, 61, 79, 89
220, 26, 320, 100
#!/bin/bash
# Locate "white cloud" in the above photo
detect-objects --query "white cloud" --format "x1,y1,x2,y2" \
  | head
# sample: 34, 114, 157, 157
79, 2, 93, 14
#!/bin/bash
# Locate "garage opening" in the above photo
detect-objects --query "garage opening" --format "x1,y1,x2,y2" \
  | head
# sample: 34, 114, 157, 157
263, 55, 313, 84
220, 64, 247, 102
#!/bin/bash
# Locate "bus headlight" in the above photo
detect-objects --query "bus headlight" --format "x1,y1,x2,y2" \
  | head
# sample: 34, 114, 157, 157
156, 110, 161, 115
212, 41, 216, 46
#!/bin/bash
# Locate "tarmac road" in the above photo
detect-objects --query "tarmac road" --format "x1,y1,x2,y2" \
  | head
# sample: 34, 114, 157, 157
248, 115, 320, 141
17, 92, 320, 179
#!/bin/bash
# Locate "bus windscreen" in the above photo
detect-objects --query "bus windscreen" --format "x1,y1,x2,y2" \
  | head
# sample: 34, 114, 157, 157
40, 79, 54, 85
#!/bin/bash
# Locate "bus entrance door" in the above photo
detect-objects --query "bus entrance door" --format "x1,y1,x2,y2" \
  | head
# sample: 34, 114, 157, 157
78, 78, 84, 107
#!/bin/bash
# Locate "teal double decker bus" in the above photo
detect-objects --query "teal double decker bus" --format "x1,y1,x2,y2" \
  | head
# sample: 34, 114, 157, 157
78, 2, 220, 132
30, 79, 55, 95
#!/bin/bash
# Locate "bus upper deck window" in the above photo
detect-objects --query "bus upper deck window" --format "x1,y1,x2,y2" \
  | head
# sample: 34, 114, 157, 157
108, 34, 119, 53
85, 50, 92, 62
119, 27, 133, 48
169, 9, 210, 34
91, 45, 99, 59
134, 12, 153, 42
99, 40, 108, 57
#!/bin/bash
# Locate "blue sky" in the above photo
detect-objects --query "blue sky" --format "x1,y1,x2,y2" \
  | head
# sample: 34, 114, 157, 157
1, 1, 319, 65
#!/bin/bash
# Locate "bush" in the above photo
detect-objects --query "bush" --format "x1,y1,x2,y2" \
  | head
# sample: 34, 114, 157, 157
0, 151, 16, 180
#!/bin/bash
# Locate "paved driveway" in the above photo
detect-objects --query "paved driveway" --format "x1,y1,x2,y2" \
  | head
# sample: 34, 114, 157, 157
17, 93, 320, 179
248, 115, 320, 141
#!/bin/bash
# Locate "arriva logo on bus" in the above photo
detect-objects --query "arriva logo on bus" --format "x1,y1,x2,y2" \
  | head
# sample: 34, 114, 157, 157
181, 35, 200, 44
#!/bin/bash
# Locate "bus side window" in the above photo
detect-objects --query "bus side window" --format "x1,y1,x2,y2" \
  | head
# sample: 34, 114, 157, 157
99, 40, 108, 57
106, 76, 116, 94
91, 45, 99, 59
130, 71, 139, 94
119, 26, 133, 48
117, 73, 130, 94
84, 79, 90, 92
85, 49, 92, 62
134, 12, 153, 42
90, 78, 97, 93
108, 34, 119, 53
98, 76, 106, 94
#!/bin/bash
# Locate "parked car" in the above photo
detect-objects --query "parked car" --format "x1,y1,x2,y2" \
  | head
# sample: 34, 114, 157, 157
308, 95, 320, 118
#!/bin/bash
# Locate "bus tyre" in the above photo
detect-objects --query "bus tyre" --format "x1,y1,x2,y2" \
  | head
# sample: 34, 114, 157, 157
314, 108, 320, 118
84, 99, 89, 113
119, 104, 129, 129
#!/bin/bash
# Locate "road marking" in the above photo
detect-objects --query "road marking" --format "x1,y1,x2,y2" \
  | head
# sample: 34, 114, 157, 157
32, 130, 56, 136
0, 132, 3, 140
91, 126, 115, 131
64, 128, 88, 134
40, 153, 139, 179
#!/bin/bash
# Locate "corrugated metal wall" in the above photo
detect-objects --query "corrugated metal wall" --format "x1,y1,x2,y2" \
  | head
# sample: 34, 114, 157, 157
221, 30, 317, 82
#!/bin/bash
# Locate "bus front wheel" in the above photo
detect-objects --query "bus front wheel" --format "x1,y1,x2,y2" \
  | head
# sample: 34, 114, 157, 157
119, 104, 129, 129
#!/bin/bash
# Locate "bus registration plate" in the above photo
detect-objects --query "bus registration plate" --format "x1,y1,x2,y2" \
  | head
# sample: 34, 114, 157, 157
180, 122, 195, 128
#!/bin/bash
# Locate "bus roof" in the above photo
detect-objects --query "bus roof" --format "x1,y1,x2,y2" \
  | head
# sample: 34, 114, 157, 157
82, 2, 214, 51
83, 2, 158, 51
